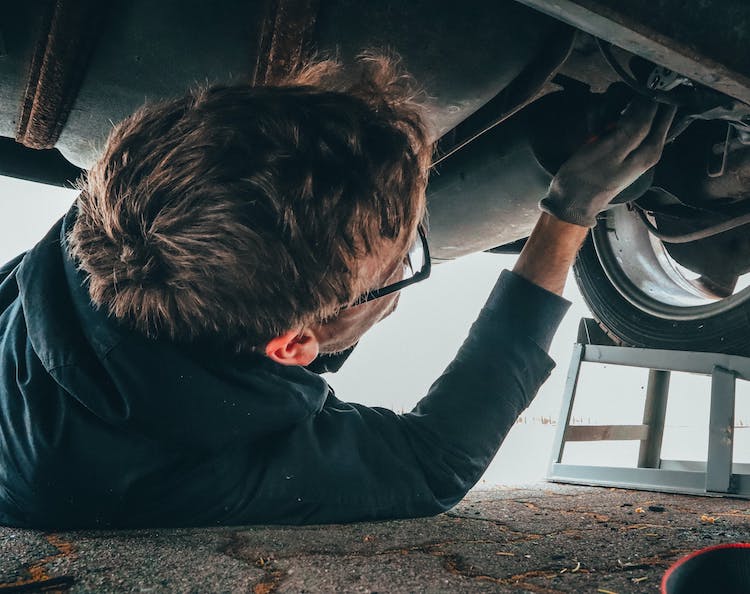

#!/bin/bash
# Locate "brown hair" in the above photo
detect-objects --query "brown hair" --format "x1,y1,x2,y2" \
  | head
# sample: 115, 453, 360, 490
69, 54, 433, 351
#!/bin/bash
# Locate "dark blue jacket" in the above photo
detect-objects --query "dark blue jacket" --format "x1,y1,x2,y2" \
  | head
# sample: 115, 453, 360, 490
0, 207, 568, 528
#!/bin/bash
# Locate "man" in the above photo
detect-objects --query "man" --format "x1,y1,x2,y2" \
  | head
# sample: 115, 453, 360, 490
0, 56, 675, 528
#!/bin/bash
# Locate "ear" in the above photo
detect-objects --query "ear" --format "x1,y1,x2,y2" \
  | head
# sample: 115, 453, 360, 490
264, 328, 320, 367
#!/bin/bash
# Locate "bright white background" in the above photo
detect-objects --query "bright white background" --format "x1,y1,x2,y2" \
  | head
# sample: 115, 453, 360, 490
2, 175, 746, 487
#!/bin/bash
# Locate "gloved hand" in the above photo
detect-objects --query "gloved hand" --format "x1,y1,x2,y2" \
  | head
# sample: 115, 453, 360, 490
539, 98, 677, 228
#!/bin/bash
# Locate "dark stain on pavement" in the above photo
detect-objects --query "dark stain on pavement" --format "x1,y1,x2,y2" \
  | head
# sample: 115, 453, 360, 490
0, 534, 75, 592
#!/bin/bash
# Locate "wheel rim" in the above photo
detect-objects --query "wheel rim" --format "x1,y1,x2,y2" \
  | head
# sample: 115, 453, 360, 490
591, 205, 750, 321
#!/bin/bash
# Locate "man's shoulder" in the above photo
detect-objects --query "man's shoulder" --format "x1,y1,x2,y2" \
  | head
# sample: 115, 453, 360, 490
0, 252, 26, 283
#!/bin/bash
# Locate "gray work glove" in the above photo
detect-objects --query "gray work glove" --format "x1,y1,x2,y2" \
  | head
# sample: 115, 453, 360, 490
539, 98, 677, 227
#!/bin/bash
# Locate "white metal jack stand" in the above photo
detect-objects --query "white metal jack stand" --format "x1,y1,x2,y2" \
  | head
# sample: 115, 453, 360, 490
547, 318, 750, 498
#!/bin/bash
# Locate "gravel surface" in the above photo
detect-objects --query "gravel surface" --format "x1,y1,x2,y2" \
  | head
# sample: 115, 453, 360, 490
1, 483, 748, 593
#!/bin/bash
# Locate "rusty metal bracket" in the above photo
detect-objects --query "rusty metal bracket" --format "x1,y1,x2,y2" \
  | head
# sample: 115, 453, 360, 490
252, 0, 320, 86
16, 0, 109, 150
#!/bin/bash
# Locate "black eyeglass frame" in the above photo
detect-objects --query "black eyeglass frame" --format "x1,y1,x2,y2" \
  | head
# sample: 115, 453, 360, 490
347, 224, 431, 308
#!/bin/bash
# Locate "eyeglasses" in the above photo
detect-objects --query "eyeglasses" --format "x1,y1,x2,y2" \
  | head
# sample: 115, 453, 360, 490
347, 224, 431, 307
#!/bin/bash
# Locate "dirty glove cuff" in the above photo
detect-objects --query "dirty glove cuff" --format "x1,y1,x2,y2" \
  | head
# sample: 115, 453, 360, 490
538, 193, 598, 228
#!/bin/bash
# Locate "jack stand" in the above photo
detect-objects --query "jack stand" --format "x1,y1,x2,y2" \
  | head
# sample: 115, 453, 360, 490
547, 318, 750, 498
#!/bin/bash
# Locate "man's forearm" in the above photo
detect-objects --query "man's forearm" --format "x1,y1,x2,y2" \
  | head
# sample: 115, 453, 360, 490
512, 213, 589, 296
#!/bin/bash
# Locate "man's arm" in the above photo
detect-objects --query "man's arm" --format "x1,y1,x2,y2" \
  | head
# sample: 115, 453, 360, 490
230, 269, 567, 524
224, 99, 677, 526
513, 213, 588, 296
232, 214, 579, 526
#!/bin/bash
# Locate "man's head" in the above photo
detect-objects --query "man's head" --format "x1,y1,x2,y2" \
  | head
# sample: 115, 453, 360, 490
69, 54, 433, 361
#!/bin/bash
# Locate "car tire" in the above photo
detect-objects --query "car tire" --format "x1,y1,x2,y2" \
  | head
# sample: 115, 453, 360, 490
573, 206, 750, 356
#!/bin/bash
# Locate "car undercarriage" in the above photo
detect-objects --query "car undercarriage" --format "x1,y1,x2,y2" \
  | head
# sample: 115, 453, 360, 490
3, 0, 750, 353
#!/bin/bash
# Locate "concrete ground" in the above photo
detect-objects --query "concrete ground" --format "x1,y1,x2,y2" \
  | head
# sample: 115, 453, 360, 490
1, 483, 748, 593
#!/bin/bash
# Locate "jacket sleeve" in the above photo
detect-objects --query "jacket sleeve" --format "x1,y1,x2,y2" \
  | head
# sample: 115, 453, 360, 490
235, 270, 570, 525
